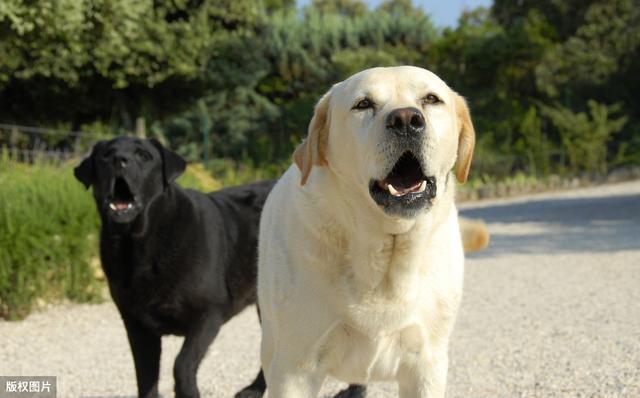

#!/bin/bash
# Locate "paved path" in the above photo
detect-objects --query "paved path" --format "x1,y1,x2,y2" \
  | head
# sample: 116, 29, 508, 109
2, 181, 640, 397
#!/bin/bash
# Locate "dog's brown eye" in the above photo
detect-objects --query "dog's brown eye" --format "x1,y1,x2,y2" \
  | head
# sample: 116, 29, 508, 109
353, 98, 374, 110
422, 93, 443, 105
135, 149, 152, 161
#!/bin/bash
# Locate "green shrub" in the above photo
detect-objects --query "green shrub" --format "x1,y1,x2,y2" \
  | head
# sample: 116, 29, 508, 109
177, 163, 223, 192
208, 157, 289, 186
0, 154, 102, 319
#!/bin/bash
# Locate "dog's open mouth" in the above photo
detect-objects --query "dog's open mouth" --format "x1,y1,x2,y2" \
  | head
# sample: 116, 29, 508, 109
369, 151, 436, 216
108, 177, 136, 213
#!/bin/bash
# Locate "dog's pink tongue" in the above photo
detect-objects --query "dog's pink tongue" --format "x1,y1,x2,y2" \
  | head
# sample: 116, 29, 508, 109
397, 180, 422, 194
377, 179, 422, 194
115, 202, 129, 211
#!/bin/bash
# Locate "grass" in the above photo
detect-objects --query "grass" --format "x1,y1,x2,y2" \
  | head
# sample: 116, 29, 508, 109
0, 153, 102, 319
208, 158, 288, 186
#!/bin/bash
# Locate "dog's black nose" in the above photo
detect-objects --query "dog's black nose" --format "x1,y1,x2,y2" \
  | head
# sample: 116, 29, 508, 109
386, 107, 425, 137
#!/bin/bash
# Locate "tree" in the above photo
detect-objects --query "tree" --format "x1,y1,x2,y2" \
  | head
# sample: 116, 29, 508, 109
541, 101, 628, 173
377, 0, 424, 18
307, 0, 368, 17
536, 0, 640, 98
0, 0, 264, 128
492, 0, 599, 40
517, 106, 553, 175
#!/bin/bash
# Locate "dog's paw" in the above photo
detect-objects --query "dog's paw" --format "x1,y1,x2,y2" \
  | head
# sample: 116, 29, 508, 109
332, 384, 366, 398
233, 388, 264, 398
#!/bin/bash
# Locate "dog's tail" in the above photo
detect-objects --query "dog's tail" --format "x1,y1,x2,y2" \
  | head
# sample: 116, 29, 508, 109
459, 217, 490, 253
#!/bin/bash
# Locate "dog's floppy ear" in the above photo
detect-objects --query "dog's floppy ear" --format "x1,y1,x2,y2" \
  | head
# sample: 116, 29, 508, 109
74, 141, 105, 189
454, 94, 476, 183
293, 90, 331, 185
150, 139, 186, 186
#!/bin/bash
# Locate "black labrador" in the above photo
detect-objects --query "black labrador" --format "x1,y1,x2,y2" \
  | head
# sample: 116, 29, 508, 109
74, 137, 366, 398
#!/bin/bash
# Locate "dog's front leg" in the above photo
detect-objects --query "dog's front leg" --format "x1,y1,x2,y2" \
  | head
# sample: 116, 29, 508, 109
397, 347, 448, 398
174, 311, 223, 398
235, 304, 267, 397
266, 356, 325, 398
123, 316, 161, 398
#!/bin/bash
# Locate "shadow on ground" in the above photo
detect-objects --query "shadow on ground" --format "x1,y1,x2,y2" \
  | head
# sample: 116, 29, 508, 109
460, 192, 640, 257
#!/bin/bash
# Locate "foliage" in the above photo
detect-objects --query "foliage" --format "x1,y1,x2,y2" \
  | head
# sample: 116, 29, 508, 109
492, 0, 599, 40
208, 158, 288, 186
0, 0, 265, 127
1, 0, 640, 177
517, 106, 553, 176
0, 152, 102, 319
177, 163, 223, 192
307, 0, 368, 17
541, 101, 628, 173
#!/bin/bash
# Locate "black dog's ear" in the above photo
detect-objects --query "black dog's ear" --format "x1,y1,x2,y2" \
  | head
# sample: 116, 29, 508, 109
74, 141, 105, 189
150, 138, 186, 186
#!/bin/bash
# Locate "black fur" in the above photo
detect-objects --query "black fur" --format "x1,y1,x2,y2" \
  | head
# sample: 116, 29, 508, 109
75, 137, 271, 398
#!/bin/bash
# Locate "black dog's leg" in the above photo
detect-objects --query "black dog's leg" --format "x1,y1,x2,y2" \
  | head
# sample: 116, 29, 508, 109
234, 368, 266, 398
234, 305, 266, 397
174, 311, 223, 398
334, 384, 367, 398
123, 317, 161, 398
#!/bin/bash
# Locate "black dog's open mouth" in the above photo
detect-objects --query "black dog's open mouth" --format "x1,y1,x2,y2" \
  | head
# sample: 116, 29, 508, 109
369, 151, 436, 216
108, 177, 137, 213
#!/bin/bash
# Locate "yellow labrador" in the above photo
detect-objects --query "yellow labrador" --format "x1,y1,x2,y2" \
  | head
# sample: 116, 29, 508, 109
258, 66, 476, 397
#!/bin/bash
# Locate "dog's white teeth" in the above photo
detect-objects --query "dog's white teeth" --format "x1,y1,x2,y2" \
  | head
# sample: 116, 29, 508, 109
417, 180, 427, 193
127, 203, 133, 209
109, 203, 117, 210
388, 184, 401, 196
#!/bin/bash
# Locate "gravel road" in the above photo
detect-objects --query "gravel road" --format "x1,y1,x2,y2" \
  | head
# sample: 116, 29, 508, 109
2, 181, 639, 397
